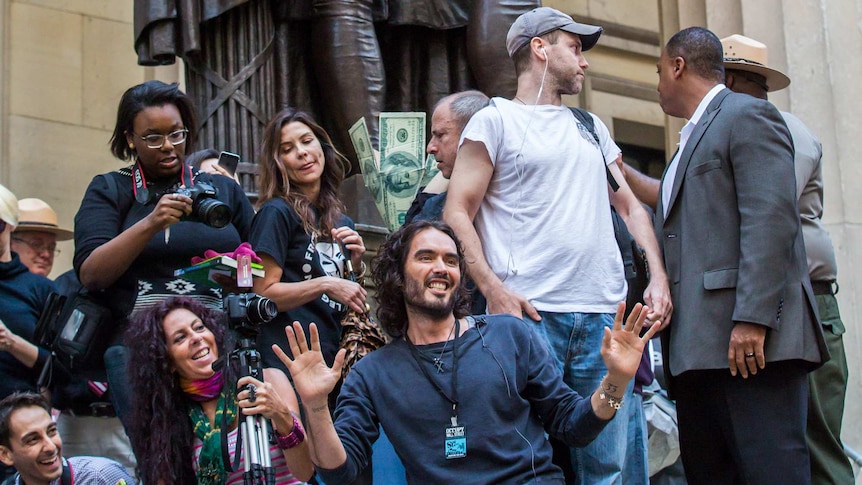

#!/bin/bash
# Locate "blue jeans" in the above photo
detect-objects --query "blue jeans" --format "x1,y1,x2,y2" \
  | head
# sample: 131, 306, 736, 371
104, 344, 134, 435
372, 427, 407, 484
534, 311, 638, 485
316, 426, 406, 485
623, 392, 649, 485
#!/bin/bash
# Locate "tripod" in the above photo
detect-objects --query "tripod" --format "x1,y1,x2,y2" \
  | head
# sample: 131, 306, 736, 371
230, 334, 276, 485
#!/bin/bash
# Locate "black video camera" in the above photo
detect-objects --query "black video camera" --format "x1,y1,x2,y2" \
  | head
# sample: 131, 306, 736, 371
223, 293, 278, 331
164, 182, 232, 228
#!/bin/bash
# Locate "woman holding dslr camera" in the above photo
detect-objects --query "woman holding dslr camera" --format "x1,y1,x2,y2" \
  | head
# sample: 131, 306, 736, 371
73, 80, 255, 430
126, 297, 312, 484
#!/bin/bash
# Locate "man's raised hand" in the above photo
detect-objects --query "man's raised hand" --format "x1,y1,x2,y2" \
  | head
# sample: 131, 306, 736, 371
273, 322, 345, 406
601, 303, 659, 381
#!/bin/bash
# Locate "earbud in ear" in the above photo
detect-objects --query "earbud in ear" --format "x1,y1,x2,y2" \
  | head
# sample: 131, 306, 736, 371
541, 46, 547, 60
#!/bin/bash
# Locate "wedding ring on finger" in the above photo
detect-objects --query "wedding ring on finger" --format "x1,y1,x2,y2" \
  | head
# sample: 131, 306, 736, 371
247, 384, 257, 402
744, 352, 755, 359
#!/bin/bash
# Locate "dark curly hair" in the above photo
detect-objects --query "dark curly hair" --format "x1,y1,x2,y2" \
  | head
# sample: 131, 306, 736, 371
109, 80, 199, 162
257, 107, 347, 238
371, 220, 471, 338
125, 297, 234, 485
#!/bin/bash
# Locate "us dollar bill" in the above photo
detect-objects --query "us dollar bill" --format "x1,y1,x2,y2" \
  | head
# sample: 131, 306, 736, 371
349, 117, 379, 173
349, 117, 388, 220
379, 112, 426, 230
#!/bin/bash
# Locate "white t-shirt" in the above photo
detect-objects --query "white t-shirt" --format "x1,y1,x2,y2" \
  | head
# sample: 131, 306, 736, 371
460, 97, 625, 313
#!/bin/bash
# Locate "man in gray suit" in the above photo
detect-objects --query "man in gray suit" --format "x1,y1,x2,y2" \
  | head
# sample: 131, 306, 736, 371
653, 27, 825, 484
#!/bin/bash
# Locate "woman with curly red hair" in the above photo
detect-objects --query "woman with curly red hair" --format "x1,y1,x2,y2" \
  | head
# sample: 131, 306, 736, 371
125, 297, 312, 484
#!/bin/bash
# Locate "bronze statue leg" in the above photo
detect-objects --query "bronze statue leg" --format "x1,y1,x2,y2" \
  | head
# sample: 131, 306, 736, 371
466, 0, 540, 98
311, 0, 386, 176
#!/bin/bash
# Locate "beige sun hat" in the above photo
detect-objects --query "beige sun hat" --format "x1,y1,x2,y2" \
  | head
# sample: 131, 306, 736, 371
14, 198, 73, 240
0, 183, 17, 227
721, 34, 790, 92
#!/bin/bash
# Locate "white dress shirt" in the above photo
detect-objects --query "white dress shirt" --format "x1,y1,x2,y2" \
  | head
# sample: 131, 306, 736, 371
662, 84, 727, 217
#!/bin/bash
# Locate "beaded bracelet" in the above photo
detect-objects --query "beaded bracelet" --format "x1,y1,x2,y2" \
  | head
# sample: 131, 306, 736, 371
274, 415, 306, 449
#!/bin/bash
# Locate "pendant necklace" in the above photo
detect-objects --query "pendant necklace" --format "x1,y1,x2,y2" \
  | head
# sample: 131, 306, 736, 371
414, 319, 457, 373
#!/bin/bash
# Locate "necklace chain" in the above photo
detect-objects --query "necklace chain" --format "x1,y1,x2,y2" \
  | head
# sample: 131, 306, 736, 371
415, 320, 457, 373
514, 96, 527, 105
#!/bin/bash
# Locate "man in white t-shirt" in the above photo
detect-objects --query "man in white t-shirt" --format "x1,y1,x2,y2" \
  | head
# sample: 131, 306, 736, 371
443, 7, 672, 485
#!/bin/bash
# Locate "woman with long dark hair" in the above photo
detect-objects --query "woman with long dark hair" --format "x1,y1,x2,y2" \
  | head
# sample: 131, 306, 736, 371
73, 80, 255, 427
249, 108, 368, 373
126, 297, 313, 484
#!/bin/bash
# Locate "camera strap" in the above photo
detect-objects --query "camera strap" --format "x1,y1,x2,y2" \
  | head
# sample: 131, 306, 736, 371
131, 160, 195, 204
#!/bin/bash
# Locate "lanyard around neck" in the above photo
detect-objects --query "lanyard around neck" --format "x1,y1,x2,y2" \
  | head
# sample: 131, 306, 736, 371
131, 160, 193, 204
405, 318, 461, 420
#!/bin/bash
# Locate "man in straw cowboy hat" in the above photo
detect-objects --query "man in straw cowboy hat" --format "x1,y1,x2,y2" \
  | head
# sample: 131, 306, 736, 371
723, 34, 854, 485
10, 199, 73, 278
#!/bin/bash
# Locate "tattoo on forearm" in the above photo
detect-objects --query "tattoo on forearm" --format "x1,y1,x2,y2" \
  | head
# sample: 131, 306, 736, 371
311, 404, 327, 414
603, 381, 619, 394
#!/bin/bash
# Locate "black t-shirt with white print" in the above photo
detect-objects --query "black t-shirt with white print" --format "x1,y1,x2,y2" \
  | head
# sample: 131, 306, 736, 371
249, 197, 352, 370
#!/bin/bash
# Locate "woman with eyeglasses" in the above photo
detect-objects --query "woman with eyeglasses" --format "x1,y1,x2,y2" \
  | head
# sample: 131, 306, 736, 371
72, 80, 255, 433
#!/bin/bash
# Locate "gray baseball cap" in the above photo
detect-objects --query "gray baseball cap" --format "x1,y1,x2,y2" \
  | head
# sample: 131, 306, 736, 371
506, 7, 603, 57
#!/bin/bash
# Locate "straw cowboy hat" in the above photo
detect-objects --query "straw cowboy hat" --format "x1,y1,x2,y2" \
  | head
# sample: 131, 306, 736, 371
721, 34, 790, 92
14, 198, 73, 240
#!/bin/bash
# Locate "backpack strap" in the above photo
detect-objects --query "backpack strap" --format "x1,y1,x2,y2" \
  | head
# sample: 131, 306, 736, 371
105, 168, 136, 215
568, 107, 620, 192
61, 459, 72, 484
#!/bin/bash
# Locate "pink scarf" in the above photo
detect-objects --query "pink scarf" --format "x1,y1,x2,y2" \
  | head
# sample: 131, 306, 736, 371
180, 370, 224, 402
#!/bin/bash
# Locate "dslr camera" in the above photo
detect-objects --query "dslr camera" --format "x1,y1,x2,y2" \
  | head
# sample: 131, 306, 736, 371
164, 182, 232, 228
223, 293, 278, 331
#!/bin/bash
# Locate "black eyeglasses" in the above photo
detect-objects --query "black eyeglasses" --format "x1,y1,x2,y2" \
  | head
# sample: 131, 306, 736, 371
133, 129, 189, 149
11, 236, 60, 256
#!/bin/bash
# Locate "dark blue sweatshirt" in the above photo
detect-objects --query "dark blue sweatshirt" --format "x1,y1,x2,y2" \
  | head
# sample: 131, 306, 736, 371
319, 315, 610, 484
0, 253, 54, 399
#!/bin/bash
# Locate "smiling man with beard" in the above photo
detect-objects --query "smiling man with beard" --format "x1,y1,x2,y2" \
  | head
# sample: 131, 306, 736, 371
273, 220, 658, 484
0, 392, 134, 485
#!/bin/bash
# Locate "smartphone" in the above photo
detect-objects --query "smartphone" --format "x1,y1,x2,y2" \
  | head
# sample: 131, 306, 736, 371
217, 151, 240, 176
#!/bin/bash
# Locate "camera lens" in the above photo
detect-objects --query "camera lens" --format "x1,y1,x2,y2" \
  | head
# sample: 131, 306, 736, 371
195, 198, 232, 228
247, 296, 278, 325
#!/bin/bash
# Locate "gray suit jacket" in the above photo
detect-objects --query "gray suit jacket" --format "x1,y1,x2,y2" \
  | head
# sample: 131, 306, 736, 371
655, 88, 826, 377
